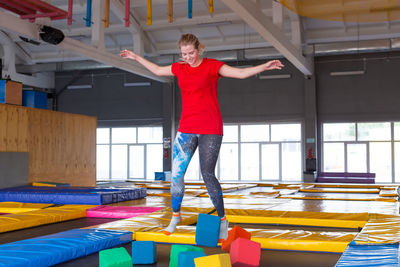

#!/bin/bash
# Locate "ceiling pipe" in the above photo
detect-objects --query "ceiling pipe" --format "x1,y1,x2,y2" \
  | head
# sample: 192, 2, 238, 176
125, 0, 130, 27
147, 0, 152, 25
85, 0, 92, 27
67, 0, 73, 25
168, 0, 173, 23
104, 0, 110, 28
188, 0, 192, 19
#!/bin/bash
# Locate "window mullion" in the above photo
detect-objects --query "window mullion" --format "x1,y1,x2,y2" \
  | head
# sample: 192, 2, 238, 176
391, 122, 395, 182
127, 144, 130, 180
109, 128, 112, 181
238, 125, 241, 181
259, 142, 262, 181
279, 143, 282, 181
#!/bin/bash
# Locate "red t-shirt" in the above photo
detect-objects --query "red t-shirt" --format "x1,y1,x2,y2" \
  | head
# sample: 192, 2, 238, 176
171, 58, 225, 135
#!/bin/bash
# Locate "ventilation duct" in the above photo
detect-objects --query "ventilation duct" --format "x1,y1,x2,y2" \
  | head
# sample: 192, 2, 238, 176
39, 26, 65, 45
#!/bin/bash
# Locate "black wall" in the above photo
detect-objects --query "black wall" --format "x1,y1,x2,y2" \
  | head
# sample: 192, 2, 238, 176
54, 51, 400, 174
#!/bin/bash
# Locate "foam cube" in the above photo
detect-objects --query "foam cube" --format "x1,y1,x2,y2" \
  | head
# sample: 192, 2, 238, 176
230, 237, 261, 267
194, 253, 231, 267
0, 80, 22, 105
221, 225, 251, 252
195, 213, 221, 247
22, 90, 47, 109
178, 251, 207, 267
99, 247, 132, 267
170, 244, 204, 267
132, 240, 157, 264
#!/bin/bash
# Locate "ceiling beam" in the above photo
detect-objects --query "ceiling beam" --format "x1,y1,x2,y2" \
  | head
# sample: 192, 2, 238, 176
221, 0, 312, 76
29, 33, 270, 62
59, 37, 170, 83
131, 0, 188, 8
306, 23, 400, 43
272, 1, 284, 30
91, 0, 105, 49
56, 0, 189, 10
0, 10, 170, 83
110, 0, 155, 54
287, 8, 303, 48
141, 9, 273, 31
156, 34, 269, 54
0, 10, 39, 39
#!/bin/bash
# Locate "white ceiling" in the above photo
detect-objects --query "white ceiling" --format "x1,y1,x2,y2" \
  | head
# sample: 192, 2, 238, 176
1, 0, 400, 86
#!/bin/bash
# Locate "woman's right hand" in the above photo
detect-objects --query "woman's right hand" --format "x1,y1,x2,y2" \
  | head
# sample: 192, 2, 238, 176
120, 49, 137, 60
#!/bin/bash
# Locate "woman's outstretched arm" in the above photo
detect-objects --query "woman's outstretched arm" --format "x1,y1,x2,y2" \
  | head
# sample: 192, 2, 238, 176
218, 59, 284, 79
120, 49, 173, 76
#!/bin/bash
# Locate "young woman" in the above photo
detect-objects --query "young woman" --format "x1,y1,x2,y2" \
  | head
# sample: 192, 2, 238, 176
120, 33, 284, 241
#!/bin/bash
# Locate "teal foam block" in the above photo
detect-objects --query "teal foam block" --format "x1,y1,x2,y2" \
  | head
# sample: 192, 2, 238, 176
335, 243, 399, 267
22, 90, 47, 109
0, 228, 132, 267
178, 251, 207, 267
132, 240, 157, 264
99, 247, 132, 267
0, 80, 5, 103
195, 213, 221, 247
169, 244, 204, 267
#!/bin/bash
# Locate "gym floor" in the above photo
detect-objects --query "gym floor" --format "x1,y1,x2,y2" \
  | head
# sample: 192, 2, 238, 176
0, 217, 341, 267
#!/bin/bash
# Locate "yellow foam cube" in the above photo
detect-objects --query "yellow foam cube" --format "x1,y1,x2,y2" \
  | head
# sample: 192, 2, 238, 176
194, 253, 231, 267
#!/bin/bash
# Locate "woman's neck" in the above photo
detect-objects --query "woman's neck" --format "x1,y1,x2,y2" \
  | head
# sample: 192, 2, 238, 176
190, 57, 203, 68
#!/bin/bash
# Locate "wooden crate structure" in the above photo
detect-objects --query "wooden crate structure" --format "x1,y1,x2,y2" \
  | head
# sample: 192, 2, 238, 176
0, 103, 96, 186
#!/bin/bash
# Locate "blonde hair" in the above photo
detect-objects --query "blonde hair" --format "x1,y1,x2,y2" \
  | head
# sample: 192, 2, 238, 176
178, 33, 205, 55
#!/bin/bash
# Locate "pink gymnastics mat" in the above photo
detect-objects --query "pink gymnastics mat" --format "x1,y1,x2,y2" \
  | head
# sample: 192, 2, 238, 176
86, 206, 163, 218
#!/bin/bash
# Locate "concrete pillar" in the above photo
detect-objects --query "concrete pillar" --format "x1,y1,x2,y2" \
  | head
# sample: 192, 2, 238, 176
162, 82, 174, 172
303, 70, 318, 182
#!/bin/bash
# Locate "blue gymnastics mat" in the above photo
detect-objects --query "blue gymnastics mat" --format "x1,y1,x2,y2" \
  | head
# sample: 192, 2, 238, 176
0, 228, 132, 267
335, 242, 399, 266
0, 186, 146, 205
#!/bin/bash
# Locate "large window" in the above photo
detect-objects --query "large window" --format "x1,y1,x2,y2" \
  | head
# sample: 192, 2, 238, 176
96, 127, 163, 180
322, 122, 397, 183
185, 123, 302, 181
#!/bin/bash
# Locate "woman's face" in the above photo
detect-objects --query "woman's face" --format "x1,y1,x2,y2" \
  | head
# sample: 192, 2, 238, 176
180, 44, 200, 66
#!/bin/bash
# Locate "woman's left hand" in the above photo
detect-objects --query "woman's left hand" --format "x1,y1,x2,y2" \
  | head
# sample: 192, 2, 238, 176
264, 60, 284, 70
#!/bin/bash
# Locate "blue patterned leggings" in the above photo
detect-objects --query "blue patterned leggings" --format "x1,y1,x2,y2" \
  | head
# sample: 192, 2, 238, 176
170, 132, 225, 217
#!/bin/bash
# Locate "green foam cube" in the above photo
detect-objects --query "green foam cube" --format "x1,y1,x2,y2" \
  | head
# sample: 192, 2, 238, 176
169, 244, 204, 267
99, 247, 132, 267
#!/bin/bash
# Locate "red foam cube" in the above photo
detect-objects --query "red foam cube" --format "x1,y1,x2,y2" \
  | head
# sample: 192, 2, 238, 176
229, 237, 261, 267
221, 225, 251, 252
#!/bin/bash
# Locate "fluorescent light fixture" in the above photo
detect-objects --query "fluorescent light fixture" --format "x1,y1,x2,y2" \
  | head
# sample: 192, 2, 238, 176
124, 82, 151, 87
67, 84, 92, 89
197, 21, 232, 27
330, 70, 365, 76
259, 74, 291, 80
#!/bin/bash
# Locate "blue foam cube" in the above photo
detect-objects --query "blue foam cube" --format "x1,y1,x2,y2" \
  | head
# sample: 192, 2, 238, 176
0, 80, 5, 103
155, 172, 165, 181
178, 251, 207, 267
22, 90, 47, 109
132, 240, 157, 264
195, 213, 221, 247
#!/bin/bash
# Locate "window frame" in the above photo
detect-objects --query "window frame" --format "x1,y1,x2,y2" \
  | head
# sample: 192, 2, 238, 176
322, 122, 398, 183
96, 126, 163, 181
186, 122, 303, 182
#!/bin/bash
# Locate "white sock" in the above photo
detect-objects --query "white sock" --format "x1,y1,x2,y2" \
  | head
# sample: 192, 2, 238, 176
163, 213, 181, 235
219, 217, 228, 240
